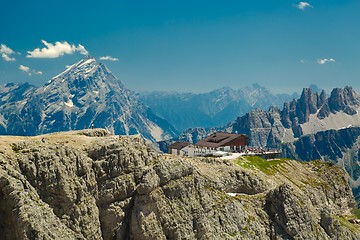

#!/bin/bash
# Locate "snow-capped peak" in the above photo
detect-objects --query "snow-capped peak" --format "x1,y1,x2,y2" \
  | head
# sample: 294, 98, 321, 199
49, 56, 98, 82
75, 55, 96, 68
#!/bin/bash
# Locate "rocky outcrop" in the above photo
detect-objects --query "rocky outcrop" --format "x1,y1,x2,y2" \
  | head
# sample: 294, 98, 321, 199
318, 87, 360, 119
282, 127, 360, 207
0, 129, 359, 239
230, 107, 286, 147
283, 127, 360, 162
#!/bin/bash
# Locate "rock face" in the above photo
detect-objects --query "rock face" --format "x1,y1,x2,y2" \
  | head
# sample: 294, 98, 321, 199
173, 87, 360, 206
229, 87, 360, 205
282, 127, 360, 205
0, 129, 359, 239
139, 84, 298, 132
0, 82, 37, 134
0, 56, 177, 141
230, 86, 360, 147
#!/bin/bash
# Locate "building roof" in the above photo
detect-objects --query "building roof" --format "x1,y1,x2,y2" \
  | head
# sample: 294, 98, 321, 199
168, 141, 191, 150
195, 132, 249, 148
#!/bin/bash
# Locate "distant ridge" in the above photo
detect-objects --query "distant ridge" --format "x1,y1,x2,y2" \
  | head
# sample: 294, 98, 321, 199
139, 83, 298, 131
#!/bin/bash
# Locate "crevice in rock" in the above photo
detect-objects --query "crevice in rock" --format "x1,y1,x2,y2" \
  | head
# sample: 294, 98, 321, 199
264, 192, 294, 240
97, 193, 136, 240
0, 178, 21, 240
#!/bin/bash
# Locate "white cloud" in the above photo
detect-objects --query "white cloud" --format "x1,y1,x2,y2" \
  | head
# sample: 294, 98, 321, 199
295, 2, 313, 10
2, 54, 15, 62
99, 56, 119, 61
0, 44, 16, 61
27, 40, 89, 58
76, 44, 88, 55
19, 65, 31, 75
317, 58, 336, 65
19, 65, 43, 76
33, 70, 43, 75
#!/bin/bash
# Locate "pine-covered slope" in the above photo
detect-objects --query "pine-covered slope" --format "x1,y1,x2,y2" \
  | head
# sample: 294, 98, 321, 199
0, 56, 177, 141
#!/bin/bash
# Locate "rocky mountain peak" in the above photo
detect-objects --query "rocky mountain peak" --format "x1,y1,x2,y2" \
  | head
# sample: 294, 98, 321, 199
328, 86, 360, 111
229, 86, 360, 146
317, 86, 360, 118
45, 55, 122, 90
0, 57, 176, 140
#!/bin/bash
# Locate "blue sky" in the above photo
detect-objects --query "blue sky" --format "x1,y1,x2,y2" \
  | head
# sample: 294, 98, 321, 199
1, 0, 360, 93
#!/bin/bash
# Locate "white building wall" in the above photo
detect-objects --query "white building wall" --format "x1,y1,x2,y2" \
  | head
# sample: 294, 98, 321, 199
170, 149, 178, 155
169, 145, 197, 157
171, 145, 241, 157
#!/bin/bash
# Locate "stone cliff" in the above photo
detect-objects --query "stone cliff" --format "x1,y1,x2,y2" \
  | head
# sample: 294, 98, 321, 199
230, 86, 360, 147
0, 129, 359, 239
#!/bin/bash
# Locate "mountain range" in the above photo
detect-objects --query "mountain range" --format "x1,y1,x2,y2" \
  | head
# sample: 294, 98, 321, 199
173, 86, 360, 204
139, 84, 298, 132
2, 56, 360, 204
0, 56, 177, 142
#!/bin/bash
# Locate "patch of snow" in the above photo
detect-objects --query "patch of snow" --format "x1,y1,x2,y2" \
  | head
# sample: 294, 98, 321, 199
148, 122, 164, 141
1, 95, 9, 101
0, 114, 6, 128
301, 107, 360, 135
281, 128, 296, 143
215, 95, 226, 103
85, 66, 96, 74
226, 193, 237, 197
52, 63, 76, 80
64, 99, 74, 107
77, 58, 95, 69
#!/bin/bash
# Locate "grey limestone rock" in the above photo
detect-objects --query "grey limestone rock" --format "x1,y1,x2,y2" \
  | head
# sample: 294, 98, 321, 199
0, 129, 359, 239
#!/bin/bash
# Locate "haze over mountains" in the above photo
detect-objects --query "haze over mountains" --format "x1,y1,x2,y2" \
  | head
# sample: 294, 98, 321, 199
139, 84, 298, 132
